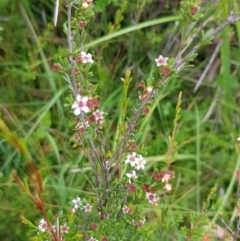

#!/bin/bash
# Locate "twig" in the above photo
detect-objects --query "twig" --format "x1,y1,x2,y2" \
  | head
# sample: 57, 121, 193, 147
193, 41, 221, 93
66, 3, 78, 97
175, 11, 240, 70
109, 92, 153, 178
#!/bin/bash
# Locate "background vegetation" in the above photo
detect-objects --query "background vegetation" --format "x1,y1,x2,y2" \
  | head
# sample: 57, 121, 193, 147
0, 0, 240, 240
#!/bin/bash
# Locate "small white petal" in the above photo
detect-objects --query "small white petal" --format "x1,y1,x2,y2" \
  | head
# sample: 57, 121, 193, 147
76, 94, 81, 101
72, 102, 78, 109
81, 106, 90, 113
81, 96, 89, 102
74, 108, 81, 116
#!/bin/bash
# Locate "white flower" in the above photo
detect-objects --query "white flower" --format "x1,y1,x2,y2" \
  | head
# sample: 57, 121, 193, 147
81, 51, 94, 64
72, 94, 90, 116
122, 205, 131, 214
38, 219, 48, 232
164, 183, 172, 191
82, 2, 89, 9
88, 237, 98, 241
126, 170, 138, 182
155, 55, 168, 66
146, 86, 153, 93
146, 192, 159, 205
93, 109, 104, 121
60, 224, 69, 233
135, 154, 146, 170
125, 152, 139, 167
161, 173, 171, 183
84, 203, 92, 212
237, 137, 240, 142
72, 197, 82, 209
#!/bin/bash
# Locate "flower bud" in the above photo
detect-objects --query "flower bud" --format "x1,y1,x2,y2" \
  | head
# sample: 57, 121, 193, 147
190, 7, 198, 15
82, 2, 89, 9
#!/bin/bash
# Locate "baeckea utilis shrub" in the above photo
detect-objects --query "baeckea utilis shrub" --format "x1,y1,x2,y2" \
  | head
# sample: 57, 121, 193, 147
5, 0, 240, 241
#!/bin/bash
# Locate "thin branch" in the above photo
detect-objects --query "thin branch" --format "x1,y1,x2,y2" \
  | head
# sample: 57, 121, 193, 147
66, 3, 78, 97
193, 41, 221, 93
80, 112, 103, 170
109, 92, 153, 178
175, 11, 240, 70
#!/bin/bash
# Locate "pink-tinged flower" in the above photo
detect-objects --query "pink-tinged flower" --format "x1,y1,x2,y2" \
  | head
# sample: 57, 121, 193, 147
75, 56, 82, 63
138, 81, 145, 88
60, 224, 69, 233
93, 109, 104, 121
127, 141, 136, 151
71, 208, 76, 213
73, 134, 80, 140
72, 197, 82, 209
102, 238, 108, 241
52, 64, 60, 72
135, 155, 146, 170
87, 97, 100, 110
152, 172, 161, 181
161, 174, 171, 183
90, 223, 98, 230
132, 217, 145, 228
126, 170, 138, 182
190, 6, 198, 15
81, 51, 94, 63
75, 121, 89, 133
146, 192, 159, 205
125, 152, 139, 167
143, 107, 149, 115
159, 170, 175, 182
84, 203, 92, 212
80, 21, 87, 28
98, 119, 104, 125
142, 183, 150, 192
126, 182, 137, 192
155, 55, 168, 66
38, 219, 48, 232
74, 68, 80, 75
88, 237, 98, 241
162, 66, 171, 76
72, 94, 90, 116
122, 205, 132, 214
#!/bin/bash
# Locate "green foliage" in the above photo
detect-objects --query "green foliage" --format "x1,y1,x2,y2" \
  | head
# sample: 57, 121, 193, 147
1, 0, 240, 240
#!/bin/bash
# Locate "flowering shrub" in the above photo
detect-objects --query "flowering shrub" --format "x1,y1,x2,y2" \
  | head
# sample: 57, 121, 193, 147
1, 0, 239, 241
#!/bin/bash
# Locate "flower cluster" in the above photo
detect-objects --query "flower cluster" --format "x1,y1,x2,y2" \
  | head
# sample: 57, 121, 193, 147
72, 95, 104, 124
80, 51, 94, 64
126, 170, 138, 183
125, 152, 146, 170
152, 170, 175, 191
154, 54, 171, 76
38, 219, 69, 235
122, 205, 133, 214
132, 217, 146, 228
72, 197, 92, 213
